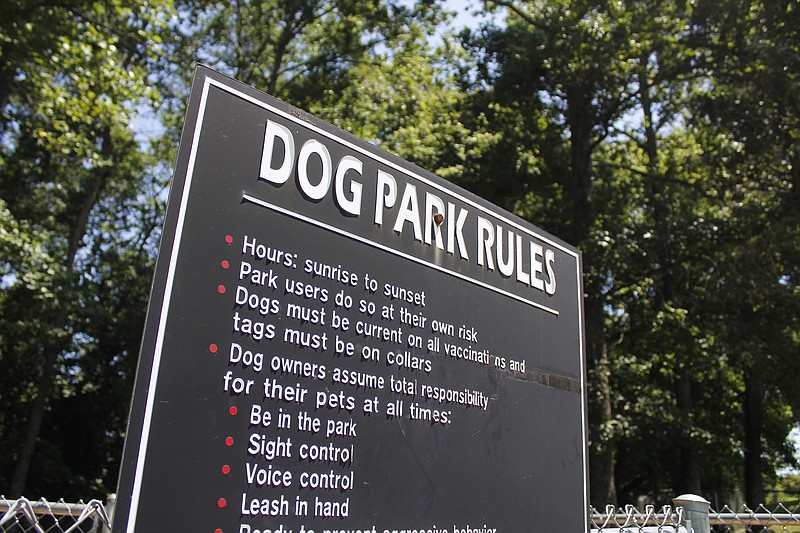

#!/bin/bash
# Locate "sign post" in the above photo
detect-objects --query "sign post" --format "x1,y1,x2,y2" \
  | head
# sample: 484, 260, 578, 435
114, 66, 588, 533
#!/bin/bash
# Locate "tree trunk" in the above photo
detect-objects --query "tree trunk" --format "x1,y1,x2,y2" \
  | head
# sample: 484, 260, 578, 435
566, 83, 616, 505
9, 127, 112, 496
638, 63, 702, 496
587, 294, 616, 505
9, 321, 67, 496
743, 365, 765, 507
675, 373, 702, 495
566, 87, 594, 246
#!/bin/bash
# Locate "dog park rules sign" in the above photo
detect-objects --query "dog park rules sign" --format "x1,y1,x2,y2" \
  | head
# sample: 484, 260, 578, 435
114, 65, 589, 533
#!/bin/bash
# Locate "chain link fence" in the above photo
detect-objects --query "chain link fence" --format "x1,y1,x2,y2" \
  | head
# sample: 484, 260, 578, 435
589, 502, 800, 532
3, 495, 800, 532
709, 503, 800, 532
590, 504, 687, 531
0, 497, 112, 533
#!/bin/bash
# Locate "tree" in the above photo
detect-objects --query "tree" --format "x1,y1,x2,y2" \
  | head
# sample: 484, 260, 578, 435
457, 0, 800, 506
0, 0, 460, 498
460, 0, 643, 504
0, 0, 171, 497
307, 29, 477, 179
689, 0, 800, 506
154, 0, 446, 130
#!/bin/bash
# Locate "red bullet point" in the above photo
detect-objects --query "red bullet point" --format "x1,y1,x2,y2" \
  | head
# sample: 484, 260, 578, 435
225, 436, 234, 447
229, 406, 238, 416
221, 260, 230, 270
221, 465, 231, 475
217, 285, 226, 294
225, 235, 233, 244
209, 344, 218, 354
217, 498, 226, 509
215, 529, 223, 533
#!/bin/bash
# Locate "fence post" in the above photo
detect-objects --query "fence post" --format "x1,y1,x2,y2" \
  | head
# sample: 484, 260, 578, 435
673, 494, 710, 533
100, 493, 116, 533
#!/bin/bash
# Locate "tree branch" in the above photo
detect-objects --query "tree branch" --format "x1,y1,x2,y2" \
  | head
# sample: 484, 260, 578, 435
483, 0, 549, 31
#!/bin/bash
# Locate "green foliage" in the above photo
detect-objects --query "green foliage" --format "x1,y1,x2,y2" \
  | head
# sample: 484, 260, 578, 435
0, 0, 171, 498
767, 473, 800, 507
460, 0, 800, 506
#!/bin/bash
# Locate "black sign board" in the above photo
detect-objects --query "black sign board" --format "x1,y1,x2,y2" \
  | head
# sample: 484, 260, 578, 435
114, 66, 588, 533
